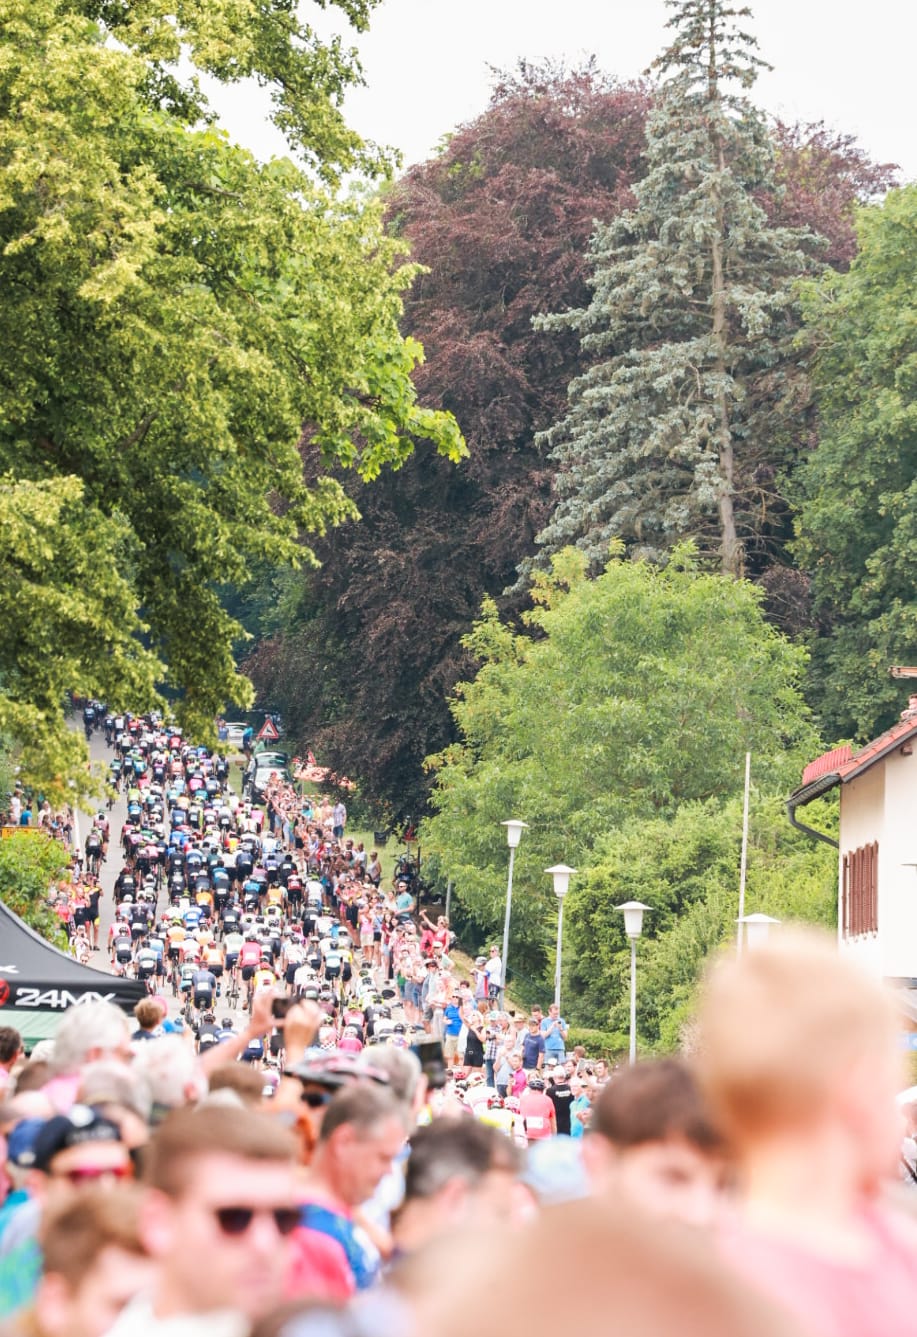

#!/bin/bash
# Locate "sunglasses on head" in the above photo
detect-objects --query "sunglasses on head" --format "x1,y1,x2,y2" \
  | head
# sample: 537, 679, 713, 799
213, 1205, 301, 1238
52, 1164, 133, 1185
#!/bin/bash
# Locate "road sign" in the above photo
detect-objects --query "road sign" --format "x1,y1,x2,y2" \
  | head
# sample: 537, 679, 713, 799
256, 718, 280, 742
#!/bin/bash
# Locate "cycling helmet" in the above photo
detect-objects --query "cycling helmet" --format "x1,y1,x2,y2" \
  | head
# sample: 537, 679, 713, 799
527, 1075, 546, 1091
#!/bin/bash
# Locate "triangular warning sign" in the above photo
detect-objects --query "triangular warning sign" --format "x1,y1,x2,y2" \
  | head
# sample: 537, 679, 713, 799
256, 718, 280, 741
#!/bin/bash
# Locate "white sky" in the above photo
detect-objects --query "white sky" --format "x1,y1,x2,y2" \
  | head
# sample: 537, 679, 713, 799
211, 0, 917, 183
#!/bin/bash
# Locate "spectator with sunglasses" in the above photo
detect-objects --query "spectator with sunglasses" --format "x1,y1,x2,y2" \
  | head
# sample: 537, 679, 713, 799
106, 1104, 299, 1337
0, 1106, 128, 1320
287, 1084, 405, 1303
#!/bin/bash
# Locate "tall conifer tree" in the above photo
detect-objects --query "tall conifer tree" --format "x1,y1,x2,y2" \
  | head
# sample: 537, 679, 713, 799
532, 0, 814, 576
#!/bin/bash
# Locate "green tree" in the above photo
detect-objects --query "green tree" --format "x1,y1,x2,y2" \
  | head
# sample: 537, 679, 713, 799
565, 795, 835, 1049
0, 0, 463, 793
0, 478, 160, 796
531, 0, 815, 579
421, 546, 818, 990
795, 185, 917, 742
0, 832, 70, 948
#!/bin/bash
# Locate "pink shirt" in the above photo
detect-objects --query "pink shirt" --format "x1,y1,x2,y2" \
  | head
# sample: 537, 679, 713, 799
519, 1090, 555, 1141
720, 1206, 917, 1337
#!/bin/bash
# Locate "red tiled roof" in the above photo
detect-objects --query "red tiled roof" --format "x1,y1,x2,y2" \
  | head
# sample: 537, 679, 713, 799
799, 715, 917, 790
801, 746, 852, 786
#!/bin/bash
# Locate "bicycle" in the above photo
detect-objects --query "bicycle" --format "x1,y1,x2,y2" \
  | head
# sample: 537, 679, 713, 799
226, 971, 240, 1010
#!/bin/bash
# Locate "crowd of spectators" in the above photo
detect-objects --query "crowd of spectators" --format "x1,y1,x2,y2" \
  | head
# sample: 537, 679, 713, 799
1, 713, 917, 1336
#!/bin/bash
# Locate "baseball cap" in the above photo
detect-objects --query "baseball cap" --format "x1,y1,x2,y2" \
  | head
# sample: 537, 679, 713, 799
6, 1118, 45, 1169
32, 1106, 122, 1172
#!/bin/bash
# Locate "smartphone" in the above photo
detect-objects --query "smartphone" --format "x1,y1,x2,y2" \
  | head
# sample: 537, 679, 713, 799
271, 996, 293, 1021
410, 1037, 448, 1090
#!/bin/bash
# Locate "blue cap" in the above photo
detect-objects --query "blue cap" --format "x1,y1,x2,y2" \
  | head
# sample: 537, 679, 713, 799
6, 1118, 46, 1168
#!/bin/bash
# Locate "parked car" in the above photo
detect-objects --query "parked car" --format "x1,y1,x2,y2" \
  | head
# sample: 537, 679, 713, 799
244, 756, 292, 801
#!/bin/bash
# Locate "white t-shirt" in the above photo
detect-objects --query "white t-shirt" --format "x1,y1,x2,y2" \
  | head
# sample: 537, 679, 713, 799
105, 1294, 247, 1337
485, 955, 502, 986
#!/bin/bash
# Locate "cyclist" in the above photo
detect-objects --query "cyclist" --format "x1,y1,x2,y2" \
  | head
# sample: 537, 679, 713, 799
239, 932, 262, 1007
251, 953, 277, 998
178, 959, 196, 1007
111, 926, 133, 976
190, 965, 217, 1016
135, 939, 159, 991
223, 925, 244, 981
203, 938, 225, 994
85, 826, 103, 876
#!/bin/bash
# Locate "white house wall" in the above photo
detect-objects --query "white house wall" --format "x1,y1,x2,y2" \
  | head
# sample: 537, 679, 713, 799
878, 746, 917, 979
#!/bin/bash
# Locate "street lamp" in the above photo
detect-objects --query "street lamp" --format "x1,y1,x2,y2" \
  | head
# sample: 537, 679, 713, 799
546, 864, 577, 1010
616, 901, 651, 1065
500, 820, 528, 1005
736, 912, 780, 952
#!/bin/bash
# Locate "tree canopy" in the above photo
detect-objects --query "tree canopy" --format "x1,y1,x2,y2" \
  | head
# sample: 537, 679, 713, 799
243, 44, 893, 820
795, 184, 917, 742
0, 0, 462, 796
245, 62, 651, 820
530, 0, 817, 580
421, 546, 818, 993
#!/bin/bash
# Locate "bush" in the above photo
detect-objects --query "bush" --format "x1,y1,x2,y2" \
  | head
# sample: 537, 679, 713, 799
567, 1026, 630, 1060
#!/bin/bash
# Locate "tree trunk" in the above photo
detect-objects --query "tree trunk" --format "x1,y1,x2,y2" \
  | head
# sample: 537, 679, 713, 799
708, 7, 742, 578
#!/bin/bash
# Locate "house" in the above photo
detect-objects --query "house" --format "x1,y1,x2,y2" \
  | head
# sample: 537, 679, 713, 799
788, 695, 917, 985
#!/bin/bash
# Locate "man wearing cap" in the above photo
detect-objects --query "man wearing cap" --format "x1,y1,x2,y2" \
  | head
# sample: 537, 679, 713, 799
0, 1106, 127, 1319
546, 1060, 575, 1137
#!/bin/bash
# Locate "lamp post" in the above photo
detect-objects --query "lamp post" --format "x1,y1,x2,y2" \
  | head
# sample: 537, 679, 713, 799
546, 864, 576, 1010
500, 820, 528, 1006
616, 901, 651, 1065
736, 912, 780, 952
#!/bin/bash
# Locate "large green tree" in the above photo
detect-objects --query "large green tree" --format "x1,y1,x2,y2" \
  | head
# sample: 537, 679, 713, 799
795, 184, 917, 741
421, 545, 818, 992
531, 0, 816, 580
0, 0, 462, 796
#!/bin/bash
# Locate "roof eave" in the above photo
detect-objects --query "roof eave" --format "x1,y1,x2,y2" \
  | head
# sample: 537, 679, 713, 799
788, 770, 842, 810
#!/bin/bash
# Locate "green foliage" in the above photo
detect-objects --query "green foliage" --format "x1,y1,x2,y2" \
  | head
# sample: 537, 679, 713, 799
566, 795, 835, 1048
530, 0, 817, 579
566, 1027, 628, 1059
73, 0, 387, 182
422, 547, 820, 1000
0, 0, 463, 795
795, 184, 917, 741
0, 833, 70, 948
0, 477, 160, 799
